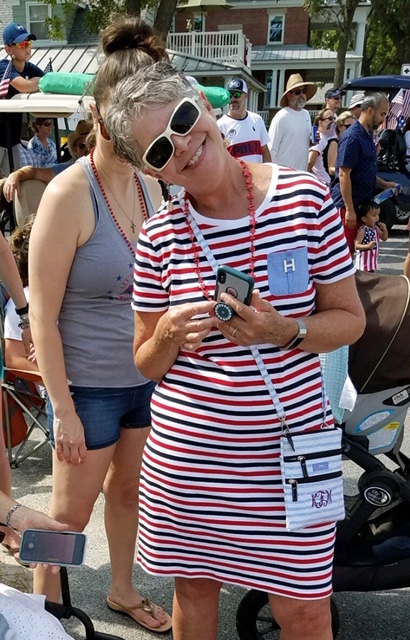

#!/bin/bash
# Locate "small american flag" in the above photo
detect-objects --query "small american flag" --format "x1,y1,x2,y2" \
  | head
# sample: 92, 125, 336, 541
0, 59, 13, 99
388, 89, 410, 130
44, 58, 53, 74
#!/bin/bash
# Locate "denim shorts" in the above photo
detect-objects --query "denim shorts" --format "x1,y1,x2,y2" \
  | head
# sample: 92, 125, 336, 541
47, 381, 156, 450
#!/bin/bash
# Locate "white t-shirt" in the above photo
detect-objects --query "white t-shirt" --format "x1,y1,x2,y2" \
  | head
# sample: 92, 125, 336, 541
267, 107, 311, 171
309, 135, 330, 185
4, 287, 29, 341
217, 111, 270, 163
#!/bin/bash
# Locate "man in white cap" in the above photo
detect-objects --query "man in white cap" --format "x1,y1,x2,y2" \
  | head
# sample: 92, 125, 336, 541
349, 93, 365, 119
217, 78, 271, 163
268, 73, 317, 170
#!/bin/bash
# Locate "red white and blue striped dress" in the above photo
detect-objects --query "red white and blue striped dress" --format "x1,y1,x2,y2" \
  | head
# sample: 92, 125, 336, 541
355, 225, 380, 272
132, 165, 355, 599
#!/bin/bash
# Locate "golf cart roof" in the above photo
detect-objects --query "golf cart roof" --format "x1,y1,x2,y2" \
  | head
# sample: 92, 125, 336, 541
341, 75, 410, 92
0, 92, 92, 118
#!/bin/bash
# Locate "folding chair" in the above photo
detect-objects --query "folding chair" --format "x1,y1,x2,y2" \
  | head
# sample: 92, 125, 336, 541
1, 295, 50, 468
2, 369, 50, 468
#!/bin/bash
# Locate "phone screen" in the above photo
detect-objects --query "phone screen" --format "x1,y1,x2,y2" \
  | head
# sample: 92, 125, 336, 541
19, 529, 87, 565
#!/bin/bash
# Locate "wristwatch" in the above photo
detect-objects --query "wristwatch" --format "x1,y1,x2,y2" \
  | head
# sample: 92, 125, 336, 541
279, 318, 307, 351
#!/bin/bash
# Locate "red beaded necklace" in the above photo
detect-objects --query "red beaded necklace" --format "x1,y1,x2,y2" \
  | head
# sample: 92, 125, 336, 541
183, 158, 256, 301
89, 147, 148, 256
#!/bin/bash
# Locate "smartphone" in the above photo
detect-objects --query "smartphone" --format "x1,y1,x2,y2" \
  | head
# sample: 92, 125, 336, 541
214, 265, 254, 305
311, 124, 318, 144
19, 529, 87, 566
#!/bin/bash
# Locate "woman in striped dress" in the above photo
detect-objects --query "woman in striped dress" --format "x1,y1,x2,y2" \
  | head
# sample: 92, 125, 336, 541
106, 64, 365, 640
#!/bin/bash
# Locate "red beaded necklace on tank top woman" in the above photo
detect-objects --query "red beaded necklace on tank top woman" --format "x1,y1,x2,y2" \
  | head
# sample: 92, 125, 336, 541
183, 158, 256, 301
89, 147, 148, 256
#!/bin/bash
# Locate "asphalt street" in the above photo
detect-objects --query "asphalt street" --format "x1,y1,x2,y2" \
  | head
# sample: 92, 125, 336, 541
5, 226, 410, 640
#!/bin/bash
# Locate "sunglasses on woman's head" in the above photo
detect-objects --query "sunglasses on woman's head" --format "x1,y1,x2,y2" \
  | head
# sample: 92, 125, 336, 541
291, 87, 307, 96
12, 40, 32, 49
42, 121, 52, 127
229, 91, 242, 99
143, 98, 202, 172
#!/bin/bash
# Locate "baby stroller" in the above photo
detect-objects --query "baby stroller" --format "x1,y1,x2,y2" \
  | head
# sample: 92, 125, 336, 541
235, 271, 410, 639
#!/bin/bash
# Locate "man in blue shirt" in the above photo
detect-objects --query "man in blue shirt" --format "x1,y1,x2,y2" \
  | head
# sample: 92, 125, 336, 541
0, 23, 44, 174
331, 93, 398, 253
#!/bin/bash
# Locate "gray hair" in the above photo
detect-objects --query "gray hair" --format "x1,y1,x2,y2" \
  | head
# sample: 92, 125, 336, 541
361, 92, 388, 112
105, 62, 202, 170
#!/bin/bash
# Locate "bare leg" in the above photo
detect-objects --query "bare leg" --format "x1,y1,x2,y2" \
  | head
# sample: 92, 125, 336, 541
173, 577, 222, 640
0, 405, 21, 551
404, 234, 410, 278
269, 593, 332, 640
33, 445, 115, 601
104, 426, 168, 628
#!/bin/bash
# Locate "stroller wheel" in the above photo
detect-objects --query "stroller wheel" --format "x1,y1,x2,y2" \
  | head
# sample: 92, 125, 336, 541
235, 589, 340, 640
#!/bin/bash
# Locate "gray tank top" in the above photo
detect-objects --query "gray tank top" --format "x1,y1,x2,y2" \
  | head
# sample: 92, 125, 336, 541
58, 156, 155, 387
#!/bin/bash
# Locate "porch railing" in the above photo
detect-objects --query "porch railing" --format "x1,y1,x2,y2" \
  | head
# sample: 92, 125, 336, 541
167, 30, 252, 68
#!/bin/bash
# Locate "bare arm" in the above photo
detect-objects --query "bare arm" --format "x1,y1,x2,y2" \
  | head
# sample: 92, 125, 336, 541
10, 75, 40, 94
134, 301, 215, 382
214, 275, 365, 354
29, 166, 93, 464
261, 145, 271, 163
5, 338, 40, 373
307, 149, 319, 173
378, 221, 388, 241
0, 492, 68, 534
3, 166, 56, 202
327, 140, 338, 177
339, 166, 357, 228
0, 234, 31, 353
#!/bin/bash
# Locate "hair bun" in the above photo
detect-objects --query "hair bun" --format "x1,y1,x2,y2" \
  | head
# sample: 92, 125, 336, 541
101, 15, 167, 62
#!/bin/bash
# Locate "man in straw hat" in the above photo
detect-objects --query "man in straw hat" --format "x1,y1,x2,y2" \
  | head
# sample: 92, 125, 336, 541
268, 73, 317, 170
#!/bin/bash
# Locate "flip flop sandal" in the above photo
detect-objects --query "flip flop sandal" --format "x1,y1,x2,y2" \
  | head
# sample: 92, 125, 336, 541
107, 596, 172, 633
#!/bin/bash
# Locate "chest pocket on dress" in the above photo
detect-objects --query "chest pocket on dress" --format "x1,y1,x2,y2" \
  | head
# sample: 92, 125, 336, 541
267, 246, 309, 296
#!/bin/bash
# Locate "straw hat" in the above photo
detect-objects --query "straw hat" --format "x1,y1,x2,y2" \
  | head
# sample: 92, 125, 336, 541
67, 120, 93, 157
280, 74, 317, 108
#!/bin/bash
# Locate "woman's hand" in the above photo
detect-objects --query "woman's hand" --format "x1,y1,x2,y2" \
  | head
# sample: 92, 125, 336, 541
159, 301, 215, 352
53, 412, 87, 465
214, 290, 297, 348
3, 172, 21, 202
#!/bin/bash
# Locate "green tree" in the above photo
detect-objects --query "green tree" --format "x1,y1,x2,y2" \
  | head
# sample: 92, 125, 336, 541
304, 0, 361, 87
362, 0, 410, 75
43, 0, 177, 40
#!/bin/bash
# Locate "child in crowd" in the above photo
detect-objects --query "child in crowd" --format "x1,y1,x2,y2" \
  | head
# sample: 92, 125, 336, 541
354, 201, 388, 271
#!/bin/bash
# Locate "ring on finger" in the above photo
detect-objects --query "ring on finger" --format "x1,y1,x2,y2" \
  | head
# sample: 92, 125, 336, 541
231, 327, 238, 337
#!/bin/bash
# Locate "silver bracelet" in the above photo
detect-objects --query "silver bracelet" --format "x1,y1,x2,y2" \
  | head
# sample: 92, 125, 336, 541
5, 503, 23, 528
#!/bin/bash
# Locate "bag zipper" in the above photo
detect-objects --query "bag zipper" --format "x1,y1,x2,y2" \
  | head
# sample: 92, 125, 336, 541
286, 470, 342, 501
284, 450, 341, 478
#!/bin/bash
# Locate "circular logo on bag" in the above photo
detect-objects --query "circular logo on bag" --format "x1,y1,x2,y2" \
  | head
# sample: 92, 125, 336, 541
364, 486, 392, 506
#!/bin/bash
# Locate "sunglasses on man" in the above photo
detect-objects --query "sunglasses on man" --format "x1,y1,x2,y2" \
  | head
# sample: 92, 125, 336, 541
229, 91, 243, 99
10, 40, 32, 49
291, 87, 307, 96
143, 98, 202, 172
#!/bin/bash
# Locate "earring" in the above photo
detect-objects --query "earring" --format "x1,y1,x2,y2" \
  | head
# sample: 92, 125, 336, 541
11, 54, 16, 60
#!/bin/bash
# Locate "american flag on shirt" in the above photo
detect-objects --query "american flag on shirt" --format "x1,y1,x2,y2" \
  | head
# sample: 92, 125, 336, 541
44, 58, 53, 74
0, 59, 13, 99
388, 89, 410, 130
355, 226, 380, 272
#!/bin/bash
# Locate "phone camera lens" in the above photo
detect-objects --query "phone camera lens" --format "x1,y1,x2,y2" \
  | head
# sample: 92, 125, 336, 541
220, 273, 226, 283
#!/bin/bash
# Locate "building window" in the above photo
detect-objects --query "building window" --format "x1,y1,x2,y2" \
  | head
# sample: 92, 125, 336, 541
26, 3, 51, 40
267, 15, 284, 44
193, 13, 204, 32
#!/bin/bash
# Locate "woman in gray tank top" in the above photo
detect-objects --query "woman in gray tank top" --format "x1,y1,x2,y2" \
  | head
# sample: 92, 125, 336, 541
28, 16, 171, 634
